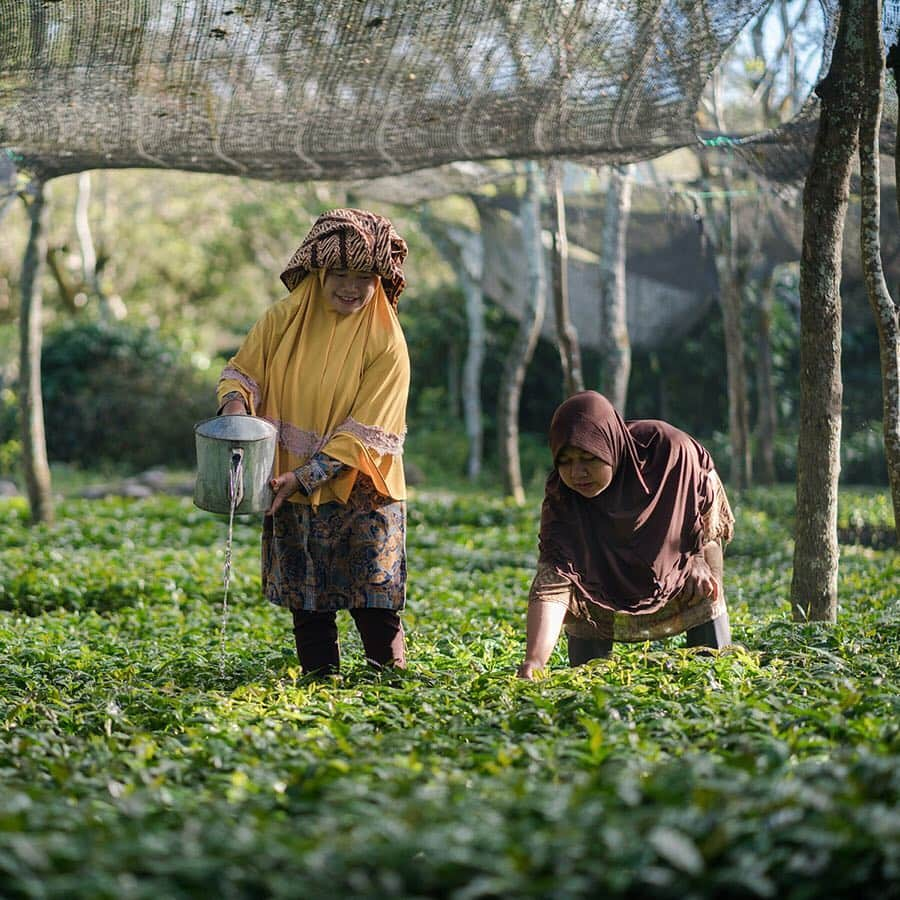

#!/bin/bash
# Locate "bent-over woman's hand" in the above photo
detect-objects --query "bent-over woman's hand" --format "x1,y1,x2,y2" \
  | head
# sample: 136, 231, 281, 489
681, 555, 719, 606
266, 472, 301, 516
517, 660, 540, 680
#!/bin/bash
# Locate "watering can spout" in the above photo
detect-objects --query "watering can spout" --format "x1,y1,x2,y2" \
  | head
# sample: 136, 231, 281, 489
193, 415, 276, 515
229, 447, 245, 509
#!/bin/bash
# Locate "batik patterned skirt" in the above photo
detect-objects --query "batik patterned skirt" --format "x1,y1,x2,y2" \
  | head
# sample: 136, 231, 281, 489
262, 474, 406, 612
529, 469, 735, 642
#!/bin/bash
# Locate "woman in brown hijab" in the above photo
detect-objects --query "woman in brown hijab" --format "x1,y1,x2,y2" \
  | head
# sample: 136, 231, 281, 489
517, 391, 735, 679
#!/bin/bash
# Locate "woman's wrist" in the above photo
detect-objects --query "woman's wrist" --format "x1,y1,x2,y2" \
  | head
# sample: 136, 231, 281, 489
218, 391, 248, 415
292, 453, 345, 495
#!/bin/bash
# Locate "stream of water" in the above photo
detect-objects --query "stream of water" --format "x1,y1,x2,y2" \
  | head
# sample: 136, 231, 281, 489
219, 450, 244, 677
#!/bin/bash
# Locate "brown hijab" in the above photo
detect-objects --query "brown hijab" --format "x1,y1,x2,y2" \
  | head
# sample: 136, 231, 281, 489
539, 391, 717, 615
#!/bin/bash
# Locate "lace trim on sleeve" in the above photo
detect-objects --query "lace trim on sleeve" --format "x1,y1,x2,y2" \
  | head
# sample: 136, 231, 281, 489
335, 416, 406, 456
262, 416, 405, 461
218, 366, 262, 409
267, 419, 326, 460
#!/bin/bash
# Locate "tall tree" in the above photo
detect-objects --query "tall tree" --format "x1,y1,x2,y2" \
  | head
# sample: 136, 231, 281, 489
860, 0, 900, 541
460, 214, 486, 482
753, 263, 779, 485
18, 179, 54, 524
0, 152, 18, 225
546, 160, 583, 398
697, 63, 752, 488
740, 193, 778, 486
74, 171, 110, 320
418, 206, 486, 482
598, 166, 633, 413
698, 156, 752, 489
791, 0, 863, 622
498, 162, 546, 504
701, 0, 821, 486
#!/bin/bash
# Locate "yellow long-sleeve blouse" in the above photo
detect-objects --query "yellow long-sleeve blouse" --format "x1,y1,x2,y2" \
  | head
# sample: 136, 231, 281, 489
216, 272, 409, 506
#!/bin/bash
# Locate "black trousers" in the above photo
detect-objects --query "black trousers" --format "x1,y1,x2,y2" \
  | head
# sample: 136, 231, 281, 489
567, 612, 732, 666
292, 608, 406, 675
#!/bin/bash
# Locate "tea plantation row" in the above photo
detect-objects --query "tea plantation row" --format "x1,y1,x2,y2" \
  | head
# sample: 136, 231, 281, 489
0, 487, 897, 898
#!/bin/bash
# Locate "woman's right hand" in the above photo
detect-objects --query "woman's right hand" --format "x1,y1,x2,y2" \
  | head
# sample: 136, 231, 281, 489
266, 472, 301, 516
516, 660, 541, 680
682, 556, 719, 605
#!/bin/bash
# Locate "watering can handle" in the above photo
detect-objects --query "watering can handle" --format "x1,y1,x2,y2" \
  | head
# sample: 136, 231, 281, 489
229, 447, 245, 508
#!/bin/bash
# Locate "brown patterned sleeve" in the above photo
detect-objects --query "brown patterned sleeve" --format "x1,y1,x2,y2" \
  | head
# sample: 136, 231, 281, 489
292, 452, 345, 496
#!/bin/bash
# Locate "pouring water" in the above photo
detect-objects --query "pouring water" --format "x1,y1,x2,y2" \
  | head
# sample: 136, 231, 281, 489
193, 416, 277, 676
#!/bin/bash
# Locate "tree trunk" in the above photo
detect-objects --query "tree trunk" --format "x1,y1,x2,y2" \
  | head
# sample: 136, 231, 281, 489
893, 41, 900, 243
739, 196, 774, 485
754, 265, 779, 485
418, 207, 486, 482
860, 0, 900, 542
791, 0, 863, 622
447, 341, 461, 421
74, 171, 106, 319
651, 352, 670, 423
19, 181, 54, 525
546, 160, 583, 397
46, 246, 83, 312
598, 166, 632, 413
498, 162, 546, 504
720, 275, 751, 490
701, 176, 752, 490
0, 153, 17, 225
460, 234, 485, 481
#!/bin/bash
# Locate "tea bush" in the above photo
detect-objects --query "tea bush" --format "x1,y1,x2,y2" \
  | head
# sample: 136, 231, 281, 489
0, 487, 897, 898
38, 320, 217, 472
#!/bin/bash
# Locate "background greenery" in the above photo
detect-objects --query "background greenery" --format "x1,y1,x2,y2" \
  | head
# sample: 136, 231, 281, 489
0, 169, 890, 487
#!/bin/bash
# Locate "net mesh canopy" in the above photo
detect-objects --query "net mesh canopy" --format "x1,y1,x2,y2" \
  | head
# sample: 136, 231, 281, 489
0, 0, 853, 184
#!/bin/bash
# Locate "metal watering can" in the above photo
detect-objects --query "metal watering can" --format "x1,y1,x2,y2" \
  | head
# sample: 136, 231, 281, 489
193, 415, 277, 515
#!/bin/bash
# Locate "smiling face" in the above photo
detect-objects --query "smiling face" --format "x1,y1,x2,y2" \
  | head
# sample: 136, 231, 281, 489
322, 269, 380, 315
556, 444, 614, 498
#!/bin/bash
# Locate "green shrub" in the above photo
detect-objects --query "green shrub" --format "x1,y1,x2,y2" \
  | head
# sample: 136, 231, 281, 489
0, 387, 19, 479
704, 427, 888, 487
0, 385, 16, 441
40, 320, 217, 471
0, 487, 897, 897
842, 422, 888, 485
406, 389, 471, 482
0, 438, 20, 479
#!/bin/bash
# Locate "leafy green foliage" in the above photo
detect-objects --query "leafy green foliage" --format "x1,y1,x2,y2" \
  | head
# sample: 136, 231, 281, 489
0, 487, 897, 897
0, 168, 888, 488
37, 320, 217, 471
0, 387, 20, 477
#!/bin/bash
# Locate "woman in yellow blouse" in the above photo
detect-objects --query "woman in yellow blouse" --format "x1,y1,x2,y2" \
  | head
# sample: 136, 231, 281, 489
217, 209, 410, 675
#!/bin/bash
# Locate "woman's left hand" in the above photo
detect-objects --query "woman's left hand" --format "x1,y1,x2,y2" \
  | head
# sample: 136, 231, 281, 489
266, 473, 301, 516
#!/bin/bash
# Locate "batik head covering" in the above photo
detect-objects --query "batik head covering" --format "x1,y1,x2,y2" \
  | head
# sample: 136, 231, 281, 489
279, 208, 408, 307
540, 391, 718, 614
